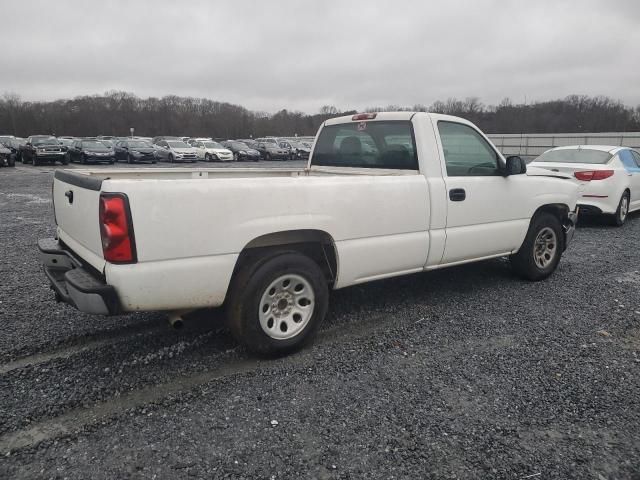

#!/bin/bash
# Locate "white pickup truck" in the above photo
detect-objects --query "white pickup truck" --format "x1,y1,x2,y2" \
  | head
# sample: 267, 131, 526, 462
39, 112, 579, 355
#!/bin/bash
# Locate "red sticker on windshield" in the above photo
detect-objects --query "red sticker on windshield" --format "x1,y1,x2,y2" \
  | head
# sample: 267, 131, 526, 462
357, 122, 367, 131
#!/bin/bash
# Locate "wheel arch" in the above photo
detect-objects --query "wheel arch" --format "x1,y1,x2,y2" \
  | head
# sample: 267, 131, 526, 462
530, 203, 572, 250
231, 229, 339, 292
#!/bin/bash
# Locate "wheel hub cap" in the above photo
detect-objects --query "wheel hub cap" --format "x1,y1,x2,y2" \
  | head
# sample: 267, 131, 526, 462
259, 274, 315, 340
621, 197, 628, 219
533, 227, 557, 269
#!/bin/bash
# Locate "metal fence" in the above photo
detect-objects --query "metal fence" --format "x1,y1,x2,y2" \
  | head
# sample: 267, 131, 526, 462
488, 132, 640, 159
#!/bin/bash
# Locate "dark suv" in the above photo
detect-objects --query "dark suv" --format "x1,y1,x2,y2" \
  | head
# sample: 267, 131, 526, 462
20, 136, 68, 165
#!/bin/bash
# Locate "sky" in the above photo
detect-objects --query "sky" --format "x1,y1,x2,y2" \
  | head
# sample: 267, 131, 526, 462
2, 0, 640, 114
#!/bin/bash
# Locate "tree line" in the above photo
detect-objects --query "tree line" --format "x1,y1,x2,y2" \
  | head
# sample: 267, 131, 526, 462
0, 91, 638, 138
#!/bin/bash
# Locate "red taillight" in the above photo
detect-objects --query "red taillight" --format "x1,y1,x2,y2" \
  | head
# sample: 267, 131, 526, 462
352, 113, 377, 121
99, 193, 136, 263
574, 170, 614, 181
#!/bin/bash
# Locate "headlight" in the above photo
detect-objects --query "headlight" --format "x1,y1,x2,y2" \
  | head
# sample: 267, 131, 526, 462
239, 150, 246, 155
131, 150, 140, 155
37, 147, 46, 153
175, 153, 183, 158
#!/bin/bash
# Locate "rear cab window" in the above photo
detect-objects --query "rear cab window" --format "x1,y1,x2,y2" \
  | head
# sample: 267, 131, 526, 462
312, 121, 418, 170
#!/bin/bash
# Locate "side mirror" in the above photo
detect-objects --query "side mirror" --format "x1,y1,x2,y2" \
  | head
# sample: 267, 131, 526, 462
505, 155, 527, 176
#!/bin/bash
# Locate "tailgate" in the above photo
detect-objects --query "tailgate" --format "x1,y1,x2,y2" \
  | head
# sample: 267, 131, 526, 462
53, 170, 106, 271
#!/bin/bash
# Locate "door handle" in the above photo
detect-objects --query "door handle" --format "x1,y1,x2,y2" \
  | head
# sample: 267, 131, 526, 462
449, 188, 466, 202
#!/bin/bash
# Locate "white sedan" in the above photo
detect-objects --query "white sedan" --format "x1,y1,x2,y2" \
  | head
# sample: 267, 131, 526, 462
529, 145, 640, 226
192, 140, 234, 162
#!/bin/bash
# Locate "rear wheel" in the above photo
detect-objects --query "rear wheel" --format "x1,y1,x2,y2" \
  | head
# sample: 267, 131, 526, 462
265, 153, 272, 161
226, 251, 328, 356
610, 191, 630, 227
8, 154, 15, 167
233, 152, 239, 162
127, 154, 134, 164
205, 153, 212, 162
511, 212, 564, 281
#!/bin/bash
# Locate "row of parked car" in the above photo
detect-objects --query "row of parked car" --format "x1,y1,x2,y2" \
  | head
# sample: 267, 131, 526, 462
0, 134, 314, 166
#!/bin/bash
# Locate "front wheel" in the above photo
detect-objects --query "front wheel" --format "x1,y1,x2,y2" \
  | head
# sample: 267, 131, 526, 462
169, 154, 174, 163
226, 252, 329, 356
610, 191, 630, 227
205, 153, 211, 162
32, 155, 39, 166
233, 152, 239, 162
8, 154, 16, 167
510, 212, 564, 281
61, 153, 70, 165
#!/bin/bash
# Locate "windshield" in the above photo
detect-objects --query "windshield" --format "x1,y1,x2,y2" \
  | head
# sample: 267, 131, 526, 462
127, 141, 152, 148
312, 121, 418, 170
59, 139, 75, 146
167, 141, 190, 148
32, 137, 58, 145
535, 148, 613, 164
204, 141, 224, 149
83, 141, 109, 149
231, 142, 249, 149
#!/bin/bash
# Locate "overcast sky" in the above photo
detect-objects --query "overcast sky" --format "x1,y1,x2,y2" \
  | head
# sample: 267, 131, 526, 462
2, 0, 640, 113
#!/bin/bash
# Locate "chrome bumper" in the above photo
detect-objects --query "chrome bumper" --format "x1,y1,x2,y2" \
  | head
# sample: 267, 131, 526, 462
563, 209, 578, 249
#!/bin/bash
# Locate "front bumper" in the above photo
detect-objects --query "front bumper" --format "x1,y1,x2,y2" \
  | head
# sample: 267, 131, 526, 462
38, 238, 120, 315
35, 152, 65, 160
86, 154, 114, 163
563, 210, 578, 249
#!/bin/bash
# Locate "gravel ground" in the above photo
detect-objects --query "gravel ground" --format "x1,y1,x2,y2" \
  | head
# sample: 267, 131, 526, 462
0, 161, 639, 479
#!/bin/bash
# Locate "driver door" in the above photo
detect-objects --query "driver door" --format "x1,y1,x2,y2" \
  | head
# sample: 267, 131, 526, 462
435, 121, 531, 265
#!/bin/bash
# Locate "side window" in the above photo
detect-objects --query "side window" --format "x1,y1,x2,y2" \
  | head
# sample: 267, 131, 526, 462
619, 150, 639, 170
629, 150, 640, 168
438, 121, 500, 176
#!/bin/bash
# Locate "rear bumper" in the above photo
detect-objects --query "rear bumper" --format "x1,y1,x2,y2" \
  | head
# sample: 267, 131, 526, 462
38, 238, 120, 315
578, 197, 617, 215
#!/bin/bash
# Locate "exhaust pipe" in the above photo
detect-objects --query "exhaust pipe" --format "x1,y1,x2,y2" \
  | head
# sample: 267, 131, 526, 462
167, 309, 194, 329
168, 315, 183, 329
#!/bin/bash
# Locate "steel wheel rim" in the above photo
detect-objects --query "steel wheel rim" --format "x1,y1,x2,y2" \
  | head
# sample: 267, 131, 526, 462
258, 274, 315, 340
620, 195, 629, 220
533, 227, 557, 269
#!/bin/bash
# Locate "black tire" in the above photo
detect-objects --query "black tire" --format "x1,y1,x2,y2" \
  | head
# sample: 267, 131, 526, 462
151, 160, 157, 164
205, 153, 211, 162
226, 251, 329, 356
127, 154, 133, 164
233, 152, 239, 162
169, 154, 174, 163
510, 212, 564, 281
8, 154, 15, 167
32, 155, 39, 166
265, 153, 272, 161
609, 191, 630, 227
61, 153, 70, 165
